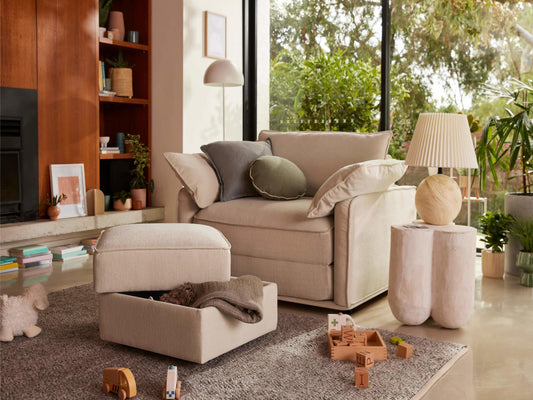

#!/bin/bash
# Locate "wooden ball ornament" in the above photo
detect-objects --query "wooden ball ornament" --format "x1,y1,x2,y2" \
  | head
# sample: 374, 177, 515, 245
415, 174, 462, 225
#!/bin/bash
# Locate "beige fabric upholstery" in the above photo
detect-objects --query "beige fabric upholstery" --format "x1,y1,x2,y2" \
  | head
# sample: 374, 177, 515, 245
307, 159, 407, 218
99, 282, 278, 364
164, 152, 219, 208
194, 198, 333, 266
94, 223, 231, 293
333, 186, 417, 308
177, 186, 200, 223
258, 130, 392, 195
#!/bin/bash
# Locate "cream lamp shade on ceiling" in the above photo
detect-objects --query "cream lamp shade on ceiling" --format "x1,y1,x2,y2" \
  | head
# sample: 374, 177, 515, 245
405, 113, 479, 225
203, 59, 244, 141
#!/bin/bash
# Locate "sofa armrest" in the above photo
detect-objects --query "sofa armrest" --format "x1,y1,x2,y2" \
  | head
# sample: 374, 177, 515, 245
177, 186, 200, 223
333, 185, 416, 308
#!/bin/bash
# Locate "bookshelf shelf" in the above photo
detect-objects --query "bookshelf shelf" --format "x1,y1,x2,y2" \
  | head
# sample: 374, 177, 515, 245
99, 96, 149, 105
99, 37, 149, 52
99, 153, 134, 160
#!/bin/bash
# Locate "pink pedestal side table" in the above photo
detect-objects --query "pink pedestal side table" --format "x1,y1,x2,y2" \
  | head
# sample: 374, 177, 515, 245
388, 224, 477, 329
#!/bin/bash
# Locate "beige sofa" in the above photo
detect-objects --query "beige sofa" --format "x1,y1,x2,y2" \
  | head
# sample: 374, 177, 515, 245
166, 131, 416, 310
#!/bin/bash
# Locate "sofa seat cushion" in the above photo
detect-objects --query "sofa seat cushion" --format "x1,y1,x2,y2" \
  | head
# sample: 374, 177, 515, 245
194, 197, 333, 266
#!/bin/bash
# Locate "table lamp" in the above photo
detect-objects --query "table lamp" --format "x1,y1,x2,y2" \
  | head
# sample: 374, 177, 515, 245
203, 59, 244, 141
405, 113, 478, 225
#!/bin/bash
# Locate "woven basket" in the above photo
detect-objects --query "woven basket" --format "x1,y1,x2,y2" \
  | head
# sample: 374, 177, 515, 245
110, 68, 133, 98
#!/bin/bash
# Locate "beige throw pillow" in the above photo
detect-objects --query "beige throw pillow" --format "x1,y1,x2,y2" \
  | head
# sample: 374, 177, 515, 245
307, 159, 407, 218
164, 152, 220, 208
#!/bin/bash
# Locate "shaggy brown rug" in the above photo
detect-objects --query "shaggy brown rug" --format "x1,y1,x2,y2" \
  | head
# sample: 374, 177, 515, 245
0, 284, 467, 399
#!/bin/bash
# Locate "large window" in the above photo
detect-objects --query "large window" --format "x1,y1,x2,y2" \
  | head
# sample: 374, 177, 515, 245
251, 0, 533, 218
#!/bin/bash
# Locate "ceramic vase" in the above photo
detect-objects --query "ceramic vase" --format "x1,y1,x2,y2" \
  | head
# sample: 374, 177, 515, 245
47, 205, 60, 221
516, 251, 533, 287
130, 188, 146, 209
108, 11, 125, 41
113, 198, 131, 211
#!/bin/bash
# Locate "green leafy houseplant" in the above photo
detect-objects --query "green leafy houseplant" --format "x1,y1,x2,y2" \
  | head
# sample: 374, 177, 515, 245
477, 79, 533, 194
511, 218, 533, 253
99, 0, 114, 27
106, 50, 134, 69
478, 211, 515, 253
42, 193, 67, 206
125, 134, 154, 191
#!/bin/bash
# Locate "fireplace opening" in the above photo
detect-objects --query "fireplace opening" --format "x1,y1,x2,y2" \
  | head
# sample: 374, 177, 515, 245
1, 87, 38, 223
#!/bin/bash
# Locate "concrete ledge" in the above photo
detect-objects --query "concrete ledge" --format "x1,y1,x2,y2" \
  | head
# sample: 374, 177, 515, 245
1, 207, 165, 249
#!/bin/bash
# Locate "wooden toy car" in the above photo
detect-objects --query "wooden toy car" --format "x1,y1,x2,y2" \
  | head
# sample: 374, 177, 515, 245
163, 365, 181, 399
102, 367, 137, 400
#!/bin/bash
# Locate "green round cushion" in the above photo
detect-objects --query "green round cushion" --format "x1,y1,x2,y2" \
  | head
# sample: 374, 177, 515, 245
249, 156, 307, 200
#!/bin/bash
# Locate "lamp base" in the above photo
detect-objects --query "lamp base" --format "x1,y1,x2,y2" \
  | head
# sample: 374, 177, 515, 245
415, 174, 462, 225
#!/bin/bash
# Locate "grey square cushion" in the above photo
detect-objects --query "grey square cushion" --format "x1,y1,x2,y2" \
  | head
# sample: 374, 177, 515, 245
201, 141, 273, 202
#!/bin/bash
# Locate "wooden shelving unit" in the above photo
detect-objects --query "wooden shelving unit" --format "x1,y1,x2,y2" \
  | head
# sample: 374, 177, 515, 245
98, 0, 151, 201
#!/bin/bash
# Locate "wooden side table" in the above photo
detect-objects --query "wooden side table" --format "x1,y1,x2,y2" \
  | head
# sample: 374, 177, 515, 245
388, 223, 477, 329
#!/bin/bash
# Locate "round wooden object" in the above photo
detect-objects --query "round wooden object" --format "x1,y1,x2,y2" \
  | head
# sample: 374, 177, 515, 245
415, 174, 461, 225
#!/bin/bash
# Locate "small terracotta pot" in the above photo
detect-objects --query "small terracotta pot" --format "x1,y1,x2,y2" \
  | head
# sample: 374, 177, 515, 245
47, 205, 60, 221
113, 198, 132, 211
130, 188, 146, 208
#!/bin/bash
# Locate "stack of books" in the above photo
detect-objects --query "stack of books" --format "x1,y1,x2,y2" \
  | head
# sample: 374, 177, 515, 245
9, 245, 53, 268
51, 244, 89, 264
0, 255, 19, 274
81, 237, 99, 254
100, 146, 120, 154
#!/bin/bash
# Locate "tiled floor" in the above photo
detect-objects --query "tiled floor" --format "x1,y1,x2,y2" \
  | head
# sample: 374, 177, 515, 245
1, 255, 532, 399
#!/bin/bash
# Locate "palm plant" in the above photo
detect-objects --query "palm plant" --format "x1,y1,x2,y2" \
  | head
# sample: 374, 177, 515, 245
477, 78, 533, 194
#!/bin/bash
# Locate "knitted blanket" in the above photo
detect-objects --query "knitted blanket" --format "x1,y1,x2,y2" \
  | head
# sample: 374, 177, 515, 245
159, 275, 264, 323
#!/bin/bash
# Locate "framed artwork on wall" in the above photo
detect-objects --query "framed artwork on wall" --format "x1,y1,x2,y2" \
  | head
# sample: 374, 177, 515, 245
205, 11, 227, 59
49, 164, 87, 218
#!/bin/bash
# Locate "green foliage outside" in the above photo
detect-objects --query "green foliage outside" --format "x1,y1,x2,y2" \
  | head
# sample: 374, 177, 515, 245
478, 211, 515, 253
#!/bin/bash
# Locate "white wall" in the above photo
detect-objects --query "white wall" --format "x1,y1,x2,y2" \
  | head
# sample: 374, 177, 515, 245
152, 0, 243, 222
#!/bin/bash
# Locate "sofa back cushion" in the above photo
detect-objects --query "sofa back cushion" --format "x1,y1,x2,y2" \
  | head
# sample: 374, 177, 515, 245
258, 130, 392, 195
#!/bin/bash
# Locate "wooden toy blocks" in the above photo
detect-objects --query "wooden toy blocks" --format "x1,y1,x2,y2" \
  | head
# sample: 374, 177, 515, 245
341, 325, 355, 343
354, 367, 369, 387
353, 332, 367, 346
397, 342, 413, 359
356, 351, 374, 368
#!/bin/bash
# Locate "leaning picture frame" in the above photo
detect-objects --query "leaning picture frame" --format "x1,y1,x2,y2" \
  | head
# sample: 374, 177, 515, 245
204, 11, 227, 59
49, 164, 87, 218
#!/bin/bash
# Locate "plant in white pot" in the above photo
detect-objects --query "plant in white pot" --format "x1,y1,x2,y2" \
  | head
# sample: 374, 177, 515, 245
126, 134, 154, 209
478, 211, 514, 279
511, 218, 533, 286
477, 78, 533, 275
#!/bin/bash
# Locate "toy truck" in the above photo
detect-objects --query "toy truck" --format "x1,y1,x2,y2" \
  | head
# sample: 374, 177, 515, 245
163, 365, 181, 399
102, 367, 137, 400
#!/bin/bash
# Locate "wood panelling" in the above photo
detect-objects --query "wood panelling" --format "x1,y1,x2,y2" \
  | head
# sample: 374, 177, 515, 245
1, 0, 37, 89
36, 0, 99, 205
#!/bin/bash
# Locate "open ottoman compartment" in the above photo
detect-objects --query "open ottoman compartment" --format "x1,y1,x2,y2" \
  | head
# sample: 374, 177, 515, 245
94, 223, 278, 364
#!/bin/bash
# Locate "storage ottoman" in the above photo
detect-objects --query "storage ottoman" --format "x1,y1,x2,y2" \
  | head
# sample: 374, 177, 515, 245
94, 223, 278, 364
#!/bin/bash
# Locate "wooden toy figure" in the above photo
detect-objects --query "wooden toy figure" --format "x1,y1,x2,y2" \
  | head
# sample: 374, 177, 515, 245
164, 365, 181, 399
102, 367, 137, 400
398, 342, 414, 359
354, 367, 369, 387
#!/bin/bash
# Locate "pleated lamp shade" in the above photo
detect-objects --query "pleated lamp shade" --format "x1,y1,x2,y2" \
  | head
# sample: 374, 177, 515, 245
203, 59, 244, 87
405, 113, 478, 169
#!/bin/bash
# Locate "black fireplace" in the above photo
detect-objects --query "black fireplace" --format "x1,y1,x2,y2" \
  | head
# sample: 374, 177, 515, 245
1, 87, 39, 223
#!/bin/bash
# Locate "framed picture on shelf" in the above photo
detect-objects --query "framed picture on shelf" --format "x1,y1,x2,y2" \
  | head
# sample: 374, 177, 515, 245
204, 11, 227, 59
49, 164, 87, 218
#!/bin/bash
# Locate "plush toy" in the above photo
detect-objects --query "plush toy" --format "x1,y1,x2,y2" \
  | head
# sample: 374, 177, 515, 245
0, 283, 49, 342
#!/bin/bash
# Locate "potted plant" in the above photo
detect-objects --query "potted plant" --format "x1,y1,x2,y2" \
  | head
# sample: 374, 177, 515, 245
99, 0, 114, 27
112, 190, 132, 211
126, 134, 154, 208
478, 211, 515, 278
477, 78, 533, 275
106, 50, 133, 98
511, 218, 533, 286
41, 193, 67, 221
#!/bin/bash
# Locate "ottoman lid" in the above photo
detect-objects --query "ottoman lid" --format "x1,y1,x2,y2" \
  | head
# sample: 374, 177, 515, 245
96, 223, 231, 252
